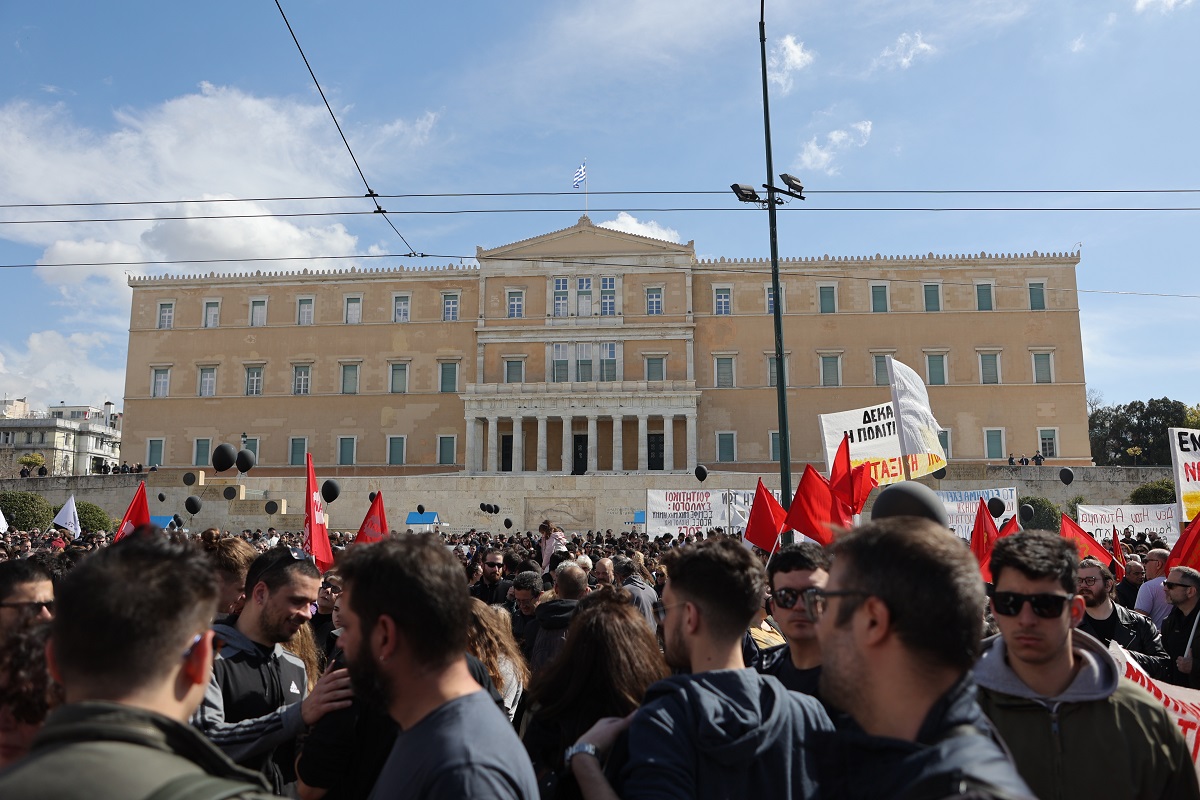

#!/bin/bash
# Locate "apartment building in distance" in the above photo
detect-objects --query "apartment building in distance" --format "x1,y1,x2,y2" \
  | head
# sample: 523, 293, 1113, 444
121, 215, 1090, 475
0, 397, 123, 475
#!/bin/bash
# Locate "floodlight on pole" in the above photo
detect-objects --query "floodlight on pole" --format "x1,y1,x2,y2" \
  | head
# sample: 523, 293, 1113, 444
730, 184, 762, 204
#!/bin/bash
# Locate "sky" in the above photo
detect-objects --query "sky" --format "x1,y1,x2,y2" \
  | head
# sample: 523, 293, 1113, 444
0, 0, 1197, 415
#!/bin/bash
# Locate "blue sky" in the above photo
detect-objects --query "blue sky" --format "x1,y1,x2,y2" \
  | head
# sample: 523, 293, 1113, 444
0, 0, 1196, 414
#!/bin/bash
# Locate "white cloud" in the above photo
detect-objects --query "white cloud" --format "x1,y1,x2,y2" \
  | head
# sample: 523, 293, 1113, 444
0, 331, 126, 410
1134, 0, 1194, 12
768, 35, 815, 95
796, 121, 873, 176
1070, 34, 1086, 53
873, 31, 935, 70
598, 212, 682, 243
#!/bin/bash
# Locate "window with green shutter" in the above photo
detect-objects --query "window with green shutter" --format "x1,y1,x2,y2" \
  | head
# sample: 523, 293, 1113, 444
1033, 353, 1053, 384
980, 353, 999, 384
924, 284, 941, 312
976, 284, 993, 311
1029, 282, 1046, 311
927, 354, 946, 386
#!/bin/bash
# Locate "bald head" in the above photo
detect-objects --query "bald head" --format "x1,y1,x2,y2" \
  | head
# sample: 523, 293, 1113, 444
555, 564, 589, 600
593, 558, 614, 586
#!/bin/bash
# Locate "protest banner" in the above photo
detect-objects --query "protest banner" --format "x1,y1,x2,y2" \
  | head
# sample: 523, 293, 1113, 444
935, 488, 1017, 539
1170, 427, 1200, 523
1077, 504, 1179, 547
645, 488, 774, 537
1114, 646, 1200, 780
887, 356, 948, 479
818, 402, 943, 487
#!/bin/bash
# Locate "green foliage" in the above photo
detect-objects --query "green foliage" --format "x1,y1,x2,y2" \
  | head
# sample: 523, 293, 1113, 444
0, 491, 54, 531
16, 453, 45, 469
1089, 397, 1190, 466
1187, 404, 1200, 431
52, 500, 114, 534
1018, 495, 1061, 532
1129, 478, 1176, 506
1064, 494, 1086, 522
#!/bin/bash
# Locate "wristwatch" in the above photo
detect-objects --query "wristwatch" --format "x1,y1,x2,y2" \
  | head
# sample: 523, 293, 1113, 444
563, 742, 600, 770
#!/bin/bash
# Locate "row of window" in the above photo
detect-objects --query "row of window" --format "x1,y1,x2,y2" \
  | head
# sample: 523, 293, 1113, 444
163, 435, 455, 469
718, 426, 1057, 464
151, 362, 460, 398
153, 280, 1051, 330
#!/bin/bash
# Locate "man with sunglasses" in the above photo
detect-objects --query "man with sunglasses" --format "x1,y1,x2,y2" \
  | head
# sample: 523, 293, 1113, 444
194, 546, 354, 794
470, 548, 512, 606
1160, 566, 1200, 688
1135, 548, 1173, 629
755, 543, 828, 700
309, 571, 342, 665
977, 532, 1198, 800
0, 559, 53, 637
1074, 559, 1169, 677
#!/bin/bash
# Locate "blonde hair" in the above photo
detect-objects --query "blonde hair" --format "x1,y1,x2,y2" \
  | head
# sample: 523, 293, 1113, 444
466, 598, 529, 693
283, 623, 322, 692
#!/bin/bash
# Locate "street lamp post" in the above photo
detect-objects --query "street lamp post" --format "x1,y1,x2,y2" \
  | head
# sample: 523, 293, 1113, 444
731, 1, 806, 528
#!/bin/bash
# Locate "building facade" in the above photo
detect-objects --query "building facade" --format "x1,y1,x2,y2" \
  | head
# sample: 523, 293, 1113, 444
0, 398, 123, 476
122, 216, 1089, 475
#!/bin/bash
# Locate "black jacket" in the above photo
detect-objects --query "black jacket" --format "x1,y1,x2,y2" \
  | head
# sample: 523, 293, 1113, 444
530, 598, 578, 676
1161, 604, 1200, 688
1114, 578, 1141, 609
1077, 602, 1171, 678
471, 577, 513, 606
0, 702, 272, 799
191, 622, 309, 793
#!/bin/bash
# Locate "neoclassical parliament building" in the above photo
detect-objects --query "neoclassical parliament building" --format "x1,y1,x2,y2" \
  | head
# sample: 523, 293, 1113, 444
121, 216, 1090, 476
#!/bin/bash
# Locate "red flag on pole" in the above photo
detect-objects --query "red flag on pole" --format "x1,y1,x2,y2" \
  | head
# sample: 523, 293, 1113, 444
303, 453, 334, 573
1167, 514, 1200, 572
828, 434, 878, 514
998, 516, 1021, 537
1061, 514, 1118, 572
785, 465, 852, 546
744, 478, 788, 552
1109, 527, 1126, 582
355, 491, 390, 545
970, 499, 1001, 582
113, 481, 151, 541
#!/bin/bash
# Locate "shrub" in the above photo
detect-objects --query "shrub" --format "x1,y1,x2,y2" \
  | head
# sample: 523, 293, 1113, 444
0, 491, 55, 531
51, 500, 114, 534
1018, 495, 1061, 533
1129, 478, 1175, 506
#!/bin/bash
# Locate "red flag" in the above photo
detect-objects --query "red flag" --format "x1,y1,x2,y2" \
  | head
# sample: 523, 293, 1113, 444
998, 516, 1021, 537
785, 465, 852, 546
970, 499, 1001, 582
303, 453, 334, 573
1061, 514, 1118, 571
1167, 515, 1200, 572
828, 434, 877, 514
113, 481, 151, 541
355, 491, 390, 545
744, 479, 788, 552
1110, 527, 1126, 582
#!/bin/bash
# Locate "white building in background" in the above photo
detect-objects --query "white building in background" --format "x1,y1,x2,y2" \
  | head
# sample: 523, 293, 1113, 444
0, 398, 123, 475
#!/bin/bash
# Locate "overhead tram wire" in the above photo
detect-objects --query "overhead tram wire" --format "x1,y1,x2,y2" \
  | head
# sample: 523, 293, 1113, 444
4, 188, 1200, 211
273, 0, 418, 256
6, 251, 1199, 301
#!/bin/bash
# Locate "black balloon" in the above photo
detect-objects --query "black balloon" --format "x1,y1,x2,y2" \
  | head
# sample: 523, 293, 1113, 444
504, 518, 513, 529
321, 479, 340, 504
211, 443, 238, 472
870, 481, 949, 527
157, 492, 166, 502
932, 468, 947, 480
265, 500, 279, 515
173, 513, 184, 528
184, 495, 202, 514
223, 486, 237, 500
1059, 467, 1074, 486
369, 491, 377, 502
695, 464, 708, 482
480, 502, 487, 512
235, 448, 256, 473
417, 504, 426, 515
491, 504, 500, 514
1019, 503, 1035, 523
182, 472, 196, 486
987, 497, 1006, 518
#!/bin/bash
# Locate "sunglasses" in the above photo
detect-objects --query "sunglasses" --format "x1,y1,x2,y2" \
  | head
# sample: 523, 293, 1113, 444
1163, 581, 1195, 591
799, 587, 871, 623
320, 582, 343, 593
245, 546, 310, 590
652, 599, 686, 624
771, 587, 806, 610
991, 591, 1072, 618
0, 600, 54, 614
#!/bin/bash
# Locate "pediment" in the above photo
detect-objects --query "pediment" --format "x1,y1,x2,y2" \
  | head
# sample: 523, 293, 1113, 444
478, 215, 695, 260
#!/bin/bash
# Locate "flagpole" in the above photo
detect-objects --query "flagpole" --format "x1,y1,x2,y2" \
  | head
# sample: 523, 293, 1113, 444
1186, 609, 1200, 659
584, 160, 588, 215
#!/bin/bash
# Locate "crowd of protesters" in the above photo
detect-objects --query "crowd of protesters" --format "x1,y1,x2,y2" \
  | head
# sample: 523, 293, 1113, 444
0, 496, 1197, 799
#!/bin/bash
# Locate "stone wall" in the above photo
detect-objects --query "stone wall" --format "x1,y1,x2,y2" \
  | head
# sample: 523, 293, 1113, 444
0, 465, 1174, 534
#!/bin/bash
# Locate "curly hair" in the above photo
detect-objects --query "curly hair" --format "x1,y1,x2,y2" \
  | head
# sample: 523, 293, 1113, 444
0, 621, 62, 724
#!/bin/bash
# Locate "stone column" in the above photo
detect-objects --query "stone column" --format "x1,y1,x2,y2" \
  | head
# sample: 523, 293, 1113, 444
536, 415, 548, 473
586, 415, 598, 473
465, 416, 478, 473
561, 415, 573, 474
512, 416, 524, 473
663, 414, 675, 471
637, 414, 649, 472
686, 412, 698, 471
486, 415, 499, 473
612, 415, 623, 471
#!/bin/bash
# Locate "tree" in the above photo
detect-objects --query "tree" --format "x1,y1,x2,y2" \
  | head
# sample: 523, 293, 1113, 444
1019, 496, 1061, 532
0, 491, 55, 531
52, 500, 114, 534
1129, 478, 1175, 506
1089, 397, 1191, 466
1086, 388, 1105, 415
16, 453, 45, 470
1187, 403, 1200, 431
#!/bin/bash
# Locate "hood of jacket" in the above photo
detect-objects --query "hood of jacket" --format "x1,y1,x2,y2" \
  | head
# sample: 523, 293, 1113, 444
534, 598, 579, 630
641, 669, 803, 766
975, 629, 1118, 705
212, 620, 298, 666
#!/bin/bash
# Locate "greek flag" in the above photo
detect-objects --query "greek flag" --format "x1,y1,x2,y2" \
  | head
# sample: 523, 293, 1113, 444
573, 162, 586, 189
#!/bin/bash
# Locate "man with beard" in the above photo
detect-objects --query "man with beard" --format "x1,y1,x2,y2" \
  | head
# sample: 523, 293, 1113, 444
470, 548, 512, 606
336, 534, 537, 799
815, 518, 1034, 799
193, 546, 354, 793
1160, 566, 1200, 688
976, 533, 1197, 800
1075, 559, 1169, 676
569, 538, 833, 800
592, 557, 614, 588
755, 543, 827, 700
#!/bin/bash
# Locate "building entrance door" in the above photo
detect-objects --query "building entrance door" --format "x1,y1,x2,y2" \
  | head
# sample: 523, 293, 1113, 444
573, 434, 588, 474
501, 435, 513, 471
648, 433, 665, 470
